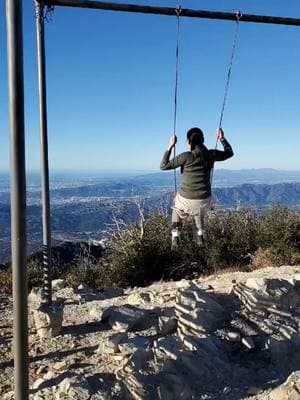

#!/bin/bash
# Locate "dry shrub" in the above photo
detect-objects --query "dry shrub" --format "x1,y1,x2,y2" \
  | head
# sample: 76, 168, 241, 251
99, 213, 176, 288
0, 261, 43, 295
98, 206, 299, 288
64, 244, 104, 290
0, 269, 12, 294
254, 246, 300, 269
65, 264, 100, 290
27, 260, 43, 290
206, 208, 259, 270
252, 247, 283, 270
1, 206, 299, 293
258, 206, 300, 263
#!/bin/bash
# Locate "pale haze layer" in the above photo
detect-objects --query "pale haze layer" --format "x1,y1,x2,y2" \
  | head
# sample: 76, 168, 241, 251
0, 0, 300, 171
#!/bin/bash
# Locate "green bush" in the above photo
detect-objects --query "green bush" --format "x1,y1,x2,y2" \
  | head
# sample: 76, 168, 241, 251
206, 208, 260, 270
27, 260, 44, 289
0, 269, 12, 294
257, 206, 300, 264
64, 264, 100, 290
98, 206, 300, 288
1, 206, 299, 293
98, 214, 176, 287
0, 260, 44, 295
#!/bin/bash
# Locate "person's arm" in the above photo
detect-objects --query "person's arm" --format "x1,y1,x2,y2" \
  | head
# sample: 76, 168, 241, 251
210, 128, 234, 162
160, 135, 188, 170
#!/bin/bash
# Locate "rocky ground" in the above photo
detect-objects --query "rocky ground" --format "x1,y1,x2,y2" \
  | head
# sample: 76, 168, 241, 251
0, 265, 300, 399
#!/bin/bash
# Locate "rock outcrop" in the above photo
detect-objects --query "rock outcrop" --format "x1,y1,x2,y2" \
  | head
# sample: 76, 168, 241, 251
1, 266, 300, 400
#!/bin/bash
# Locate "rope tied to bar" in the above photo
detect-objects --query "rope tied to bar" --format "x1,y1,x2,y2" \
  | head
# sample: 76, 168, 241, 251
44, 5, 55, 22
217, 10, 242, 138
172, 5, 182, 194
35, 1, 55, 23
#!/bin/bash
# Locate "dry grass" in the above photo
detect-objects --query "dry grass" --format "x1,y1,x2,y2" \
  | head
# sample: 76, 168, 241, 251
0, 206, 299, 292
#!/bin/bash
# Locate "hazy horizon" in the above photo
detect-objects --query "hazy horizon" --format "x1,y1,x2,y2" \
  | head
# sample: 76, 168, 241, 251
1, 167, 300, 175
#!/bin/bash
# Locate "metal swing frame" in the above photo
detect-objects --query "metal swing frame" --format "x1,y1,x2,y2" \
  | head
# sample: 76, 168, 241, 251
5, 1, 300, 399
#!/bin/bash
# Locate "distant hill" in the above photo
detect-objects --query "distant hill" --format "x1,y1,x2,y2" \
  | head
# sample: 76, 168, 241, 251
213, 182, 300, 207
134, 169, 300, 187
213, 169, 300, 186
1, 169, 300, 204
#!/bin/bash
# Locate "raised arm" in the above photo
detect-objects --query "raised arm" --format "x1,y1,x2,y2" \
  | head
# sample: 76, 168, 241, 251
210, 128, 234, 162
160, 135, 188, 170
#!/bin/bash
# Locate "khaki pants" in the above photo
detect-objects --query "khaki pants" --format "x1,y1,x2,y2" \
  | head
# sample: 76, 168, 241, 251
172, 193, 212, 236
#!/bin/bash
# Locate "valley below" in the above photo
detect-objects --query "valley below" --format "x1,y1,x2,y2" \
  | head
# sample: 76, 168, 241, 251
1, 170, 300, 265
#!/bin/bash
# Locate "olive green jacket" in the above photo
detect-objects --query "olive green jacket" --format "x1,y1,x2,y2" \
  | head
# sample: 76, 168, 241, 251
160, 138, 234, 199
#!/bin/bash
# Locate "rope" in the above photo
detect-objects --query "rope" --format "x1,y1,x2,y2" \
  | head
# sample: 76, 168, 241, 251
172, 6, 181, 194
211, 11, 242, 187
216, 11, 242, 148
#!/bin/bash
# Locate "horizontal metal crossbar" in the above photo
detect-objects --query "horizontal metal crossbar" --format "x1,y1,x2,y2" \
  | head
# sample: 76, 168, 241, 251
41, 0, 300, 27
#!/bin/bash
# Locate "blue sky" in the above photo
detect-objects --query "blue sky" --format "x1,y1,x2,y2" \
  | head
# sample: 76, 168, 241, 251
1, 0, 300, 172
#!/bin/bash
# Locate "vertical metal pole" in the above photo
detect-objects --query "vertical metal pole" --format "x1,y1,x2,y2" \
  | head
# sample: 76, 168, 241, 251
35, 1, 52, 304
6, 1, 28, 399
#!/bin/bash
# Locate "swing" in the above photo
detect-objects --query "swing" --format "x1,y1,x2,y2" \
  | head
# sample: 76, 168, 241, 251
172, 9, 242, 191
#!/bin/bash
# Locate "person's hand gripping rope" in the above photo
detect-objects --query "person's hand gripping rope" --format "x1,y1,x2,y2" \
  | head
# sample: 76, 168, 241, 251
168, 134, 177, 151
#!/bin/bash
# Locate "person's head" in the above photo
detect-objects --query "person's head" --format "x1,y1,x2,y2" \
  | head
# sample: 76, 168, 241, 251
186, 127, 204, 150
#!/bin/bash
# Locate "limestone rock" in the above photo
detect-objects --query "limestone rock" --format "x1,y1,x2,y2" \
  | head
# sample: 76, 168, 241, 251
52, 279, 64, 291
98, 333, 127, 354
28, 287, 44, 310
230, 317, 259, 337
42, 370, 56, 381
154, 336, 183, 360
3, 392, 14, 400
52, 359, 74, 372
117, 349, 159, 399
77, 283, 93, 292
244, 277, 270, 291
33, 302, 63, 339
102, 305, 146, 332
233, 277, 300, 349
32, 377, 45, 390
118, 336, 150, 355
242, 336, 255, 350
76, 283, 104, 302
30, 388, 53, 400
217, 328, 241, 342
35, 364, 48, 375
126, 291, 153, 305
2, 265, 300, 400
235, 277, 300, 313
88, 303, 104, 321
57, 374, 91, 399
175, 286, 228, 338
266, 371, 300, 400
118, 346, 193, 400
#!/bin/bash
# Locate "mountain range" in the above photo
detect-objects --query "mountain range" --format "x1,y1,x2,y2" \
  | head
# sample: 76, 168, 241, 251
0, 170, 299, 264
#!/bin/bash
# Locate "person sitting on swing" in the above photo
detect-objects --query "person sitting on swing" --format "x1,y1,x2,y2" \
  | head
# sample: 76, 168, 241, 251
160, 127, 234, 249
